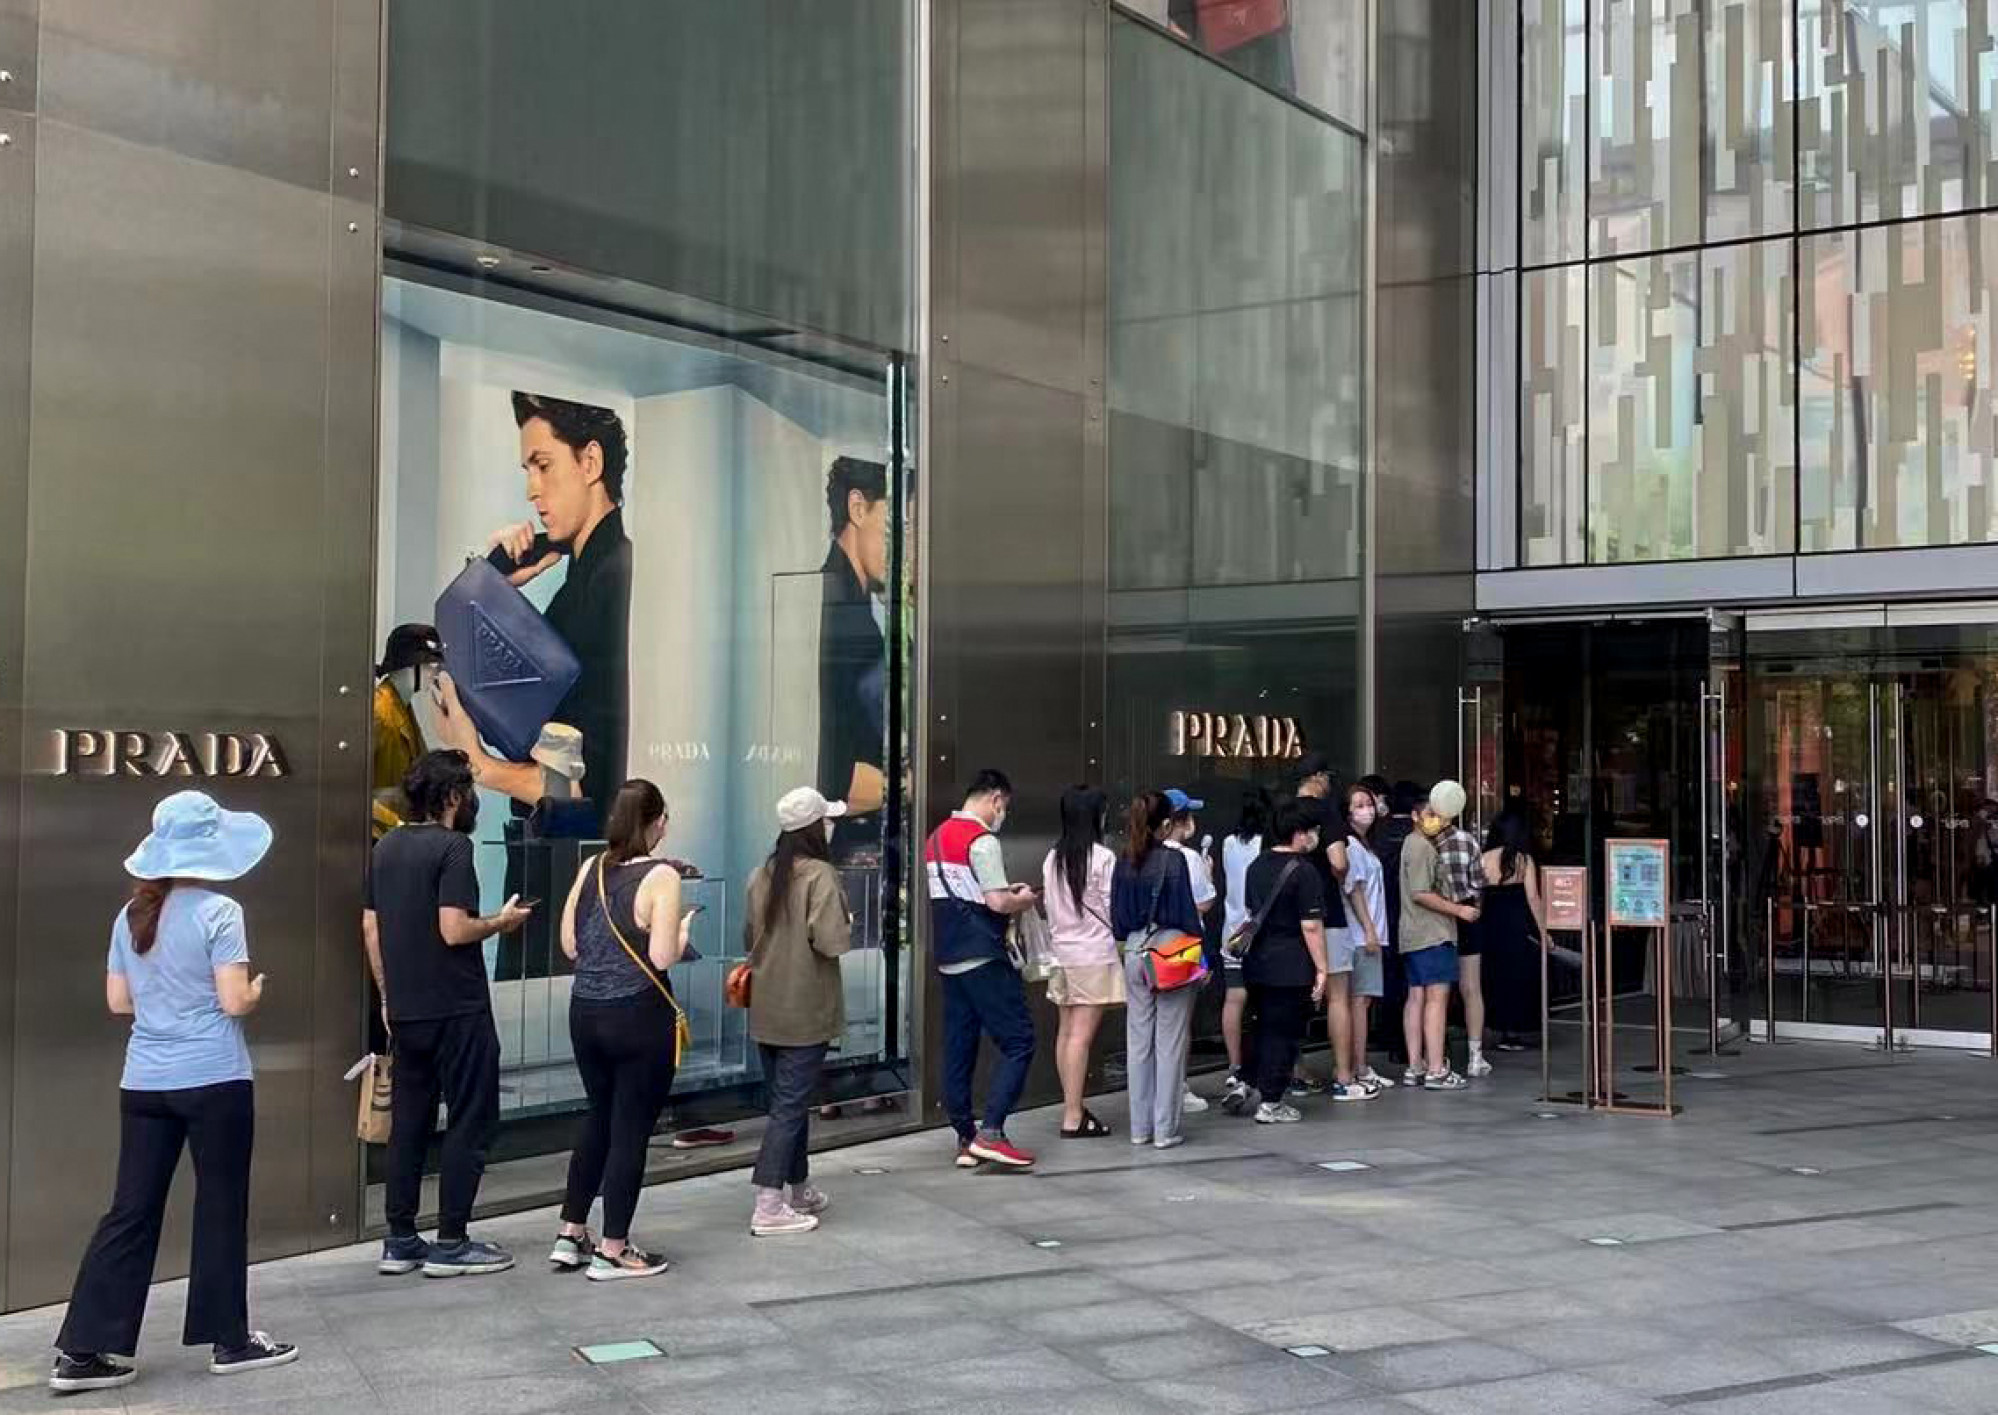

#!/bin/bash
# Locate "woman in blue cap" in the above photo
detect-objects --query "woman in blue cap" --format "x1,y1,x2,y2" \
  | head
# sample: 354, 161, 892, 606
50, 791, 296, 1394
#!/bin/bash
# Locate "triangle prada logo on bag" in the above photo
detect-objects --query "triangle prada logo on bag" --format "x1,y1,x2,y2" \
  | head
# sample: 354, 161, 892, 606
470, 603, 545, 690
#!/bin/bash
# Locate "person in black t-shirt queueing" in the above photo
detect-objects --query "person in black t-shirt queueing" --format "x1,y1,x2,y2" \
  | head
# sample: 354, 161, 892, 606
363, 750, 533, 1279
1235, 798, 1332, 1125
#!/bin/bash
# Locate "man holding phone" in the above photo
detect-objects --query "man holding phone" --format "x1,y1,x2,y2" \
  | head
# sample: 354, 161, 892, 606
363, 749, 532, 1278
925, 769, 1041, 1169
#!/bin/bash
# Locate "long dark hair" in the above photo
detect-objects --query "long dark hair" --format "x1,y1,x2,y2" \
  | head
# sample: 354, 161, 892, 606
1343, 782, 1377, 845
1125, 791, 1171, 867
764, 824, 832, 934
1486, 810, 1534, 881
1232, 786, 1272, 844
128, 880, 173, 955
1055, 785, 1107, 910
603, 779, 666, 865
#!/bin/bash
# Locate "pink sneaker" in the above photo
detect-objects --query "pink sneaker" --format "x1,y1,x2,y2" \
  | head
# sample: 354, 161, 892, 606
751, 1198, 820, 1237
789, 1184, 830, 1217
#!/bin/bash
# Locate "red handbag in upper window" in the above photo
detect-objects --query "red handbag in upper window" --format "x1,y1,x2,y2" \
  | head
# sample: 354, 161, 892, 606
1197, 0, 1290, 54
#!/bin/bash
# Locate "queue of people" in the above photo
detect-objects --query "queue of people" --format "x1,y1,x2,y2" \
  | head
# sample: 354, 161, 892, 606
53, 753, 1553, 1395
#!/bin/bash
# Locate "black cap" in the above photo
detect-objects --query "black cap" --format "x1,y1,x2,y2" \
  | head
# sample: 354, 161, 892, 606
378, 623, 443, 676
1292, 750, 1332, 785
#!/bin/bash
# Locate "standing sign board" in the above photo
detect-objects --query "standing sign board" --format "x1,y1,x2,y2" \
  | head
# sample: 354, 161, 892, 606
1606, 839, 1670, 927
1543, 867, 1588, 932
1601, 838, 1678, 1118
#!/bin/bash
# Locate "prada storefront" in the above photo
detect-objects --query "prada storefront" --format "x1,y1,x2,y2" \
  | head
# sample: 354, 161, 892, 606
0, 0, 1473, 1308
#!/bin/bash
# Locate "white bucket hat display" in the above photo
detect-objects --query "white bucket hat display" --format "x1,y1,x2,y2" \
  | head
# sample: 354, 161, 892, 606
776, 786, 848, 834
529, 723, 586, 782
124, 790, 274, 882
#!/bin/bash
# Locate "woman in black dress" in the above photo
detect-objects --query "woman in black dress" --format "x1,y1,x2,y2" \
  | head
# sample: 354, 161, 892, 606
1476, 812, 1551, 1049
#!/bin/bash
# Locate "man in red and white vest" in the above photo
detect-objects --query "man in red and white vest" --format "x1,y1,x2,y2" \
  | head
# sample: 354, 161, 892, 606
925, 769, 1041, 1169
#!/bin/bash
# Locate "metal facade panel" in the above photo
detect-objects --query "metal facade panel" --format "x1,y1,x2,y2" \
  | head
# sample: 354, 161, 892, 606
38, 0, 334, 187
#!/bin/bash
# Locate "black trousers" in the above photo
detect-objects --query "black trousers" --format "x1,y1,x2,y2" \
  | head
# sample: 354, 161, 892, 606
385, 1011, 500, 1241
561, 994, 678, 1240
753, 1042, 829, 1189
58, 1081, 254, 1356
1250, 983, 1314, 1103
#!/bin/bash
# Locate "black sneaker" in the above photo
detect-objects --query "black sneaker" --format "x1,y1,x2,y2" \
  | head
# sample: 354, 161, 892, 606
586, 1244, 671, 1282
49, 1352, 136, 1393
422, 1237, 515, 1278
548, 1230, 596, 1270
209, 1332, 298, 1376
378, 1233, 429, 1275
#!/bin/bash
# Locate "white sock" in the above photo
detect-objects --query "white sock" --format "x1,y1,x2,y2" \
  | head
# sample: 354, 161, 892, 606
1469, 1042, 1485, 1059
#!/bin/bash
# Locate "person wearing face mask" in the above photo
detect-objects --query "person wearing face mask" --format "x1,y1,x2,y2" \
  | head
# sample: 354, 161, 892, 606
926, 769, 1041, 1169
742, 788, 855, 1235
1162, 789, 1216, 1115
547, 781, 695, 1278
1237, 799, 1331, 1124
363, 750, 533, 1279
1398, 780, 1479, 1091
1329, 783, 1394, 1093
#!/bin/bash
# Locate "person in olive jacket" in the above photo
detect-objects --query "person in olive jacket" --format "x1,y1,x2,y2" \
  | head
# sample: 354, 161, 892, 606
744, 787, 855, 1237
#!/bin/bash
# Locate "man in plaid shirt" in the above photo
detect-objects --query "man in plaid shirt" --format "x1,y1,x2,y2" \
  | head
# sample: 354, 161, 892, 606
1398, 780, 1481, 1090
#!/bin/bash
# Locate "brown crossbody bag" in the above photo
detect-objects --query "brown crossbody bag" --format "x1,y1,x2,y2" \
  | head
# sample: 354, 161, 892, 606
594, 855, 693, 1065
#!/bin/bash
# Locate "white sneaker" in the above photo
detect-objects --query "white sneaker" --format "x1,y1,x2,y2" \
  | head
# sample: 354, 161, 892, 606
1331, 1081, 1377, 1103
1181, 1090, 1209, 1114
750, 1202, 820, 1237
1402, 1065, 1425, 1088
1467, 1054, 1493, 1078
1359, 1067, 1394, 1090
1254, 1101, 1303, 1124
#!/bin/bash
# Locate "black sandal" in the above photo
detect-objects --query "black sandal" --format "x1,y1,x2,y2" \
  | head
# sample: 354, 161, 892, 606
1060, 1111, 1111, 1139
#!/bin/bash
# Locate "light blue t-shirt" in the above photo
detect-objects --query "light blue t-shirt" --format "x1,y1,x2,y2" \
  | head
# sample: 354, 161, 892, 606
107, 887, 253, 1091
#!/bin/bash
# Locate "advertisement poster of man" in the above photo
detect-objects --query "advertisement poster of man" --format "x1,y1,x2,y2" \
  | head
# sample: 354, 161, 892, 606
819, 456, 890, 864
375, 277, 901, 1094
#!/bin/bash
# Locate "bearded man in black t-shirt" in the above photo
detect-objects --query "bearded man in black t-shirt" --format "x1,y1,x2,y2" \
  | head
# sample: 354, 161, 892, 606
363, 749, 532, 1280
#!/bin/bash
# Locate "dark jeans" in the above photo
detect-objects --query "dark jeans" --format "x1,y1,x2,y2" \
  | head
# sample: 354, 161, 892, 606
753, 1042, 829, 1189
561, 994, 678, 1240
1250, 983, 1313, 1103
942, 963, 1035, 1141
58, 1081, 254, 1356
385, 1011, 500, 1242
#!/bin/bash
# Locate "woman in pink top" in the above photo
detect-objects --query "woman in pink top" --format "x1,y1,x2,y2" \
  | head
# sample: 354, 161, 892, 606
1041, 785, 1124, 1138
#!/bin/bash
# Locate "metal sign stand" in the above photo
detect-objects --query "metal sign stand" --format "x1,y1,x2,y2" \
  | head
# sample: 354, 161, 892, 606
1601, 839, 1678, 1119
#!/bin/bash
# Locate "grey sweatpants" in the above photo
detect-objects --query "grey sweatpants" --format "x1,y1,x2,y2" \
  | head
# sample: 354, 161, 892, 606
1123, 950, 1197, 1142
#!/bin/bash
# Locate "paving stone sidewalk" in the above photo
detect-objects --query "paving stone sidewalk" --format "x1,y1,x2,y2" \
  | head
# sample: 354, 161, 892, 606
4, 1038, 1998, 1413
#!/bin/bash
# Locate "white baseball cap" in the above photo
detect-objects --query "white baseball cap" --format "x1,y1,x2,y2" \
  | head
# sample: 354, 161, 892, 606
776, 786, 849, 833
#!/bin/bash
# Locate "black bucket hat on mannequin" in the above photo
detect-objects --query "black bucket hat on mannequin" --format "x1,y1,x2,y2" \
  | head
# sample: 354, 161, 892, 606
378, 623, 443, 677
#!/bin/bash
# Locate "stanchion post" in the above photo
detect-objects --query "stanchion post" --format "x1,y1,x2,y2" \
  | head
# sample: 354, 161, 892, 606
1540, 924, 1551, 1103
1661, 924, 1675, 1115
1880, 901, 1896, 1058
1764, 894, 1776, 1044
1989, 905, 1996, 1062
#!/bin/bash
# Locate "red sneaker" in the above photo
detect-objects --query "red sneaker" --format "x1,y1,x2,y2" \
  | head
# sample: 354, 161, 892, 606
955, 1143, 980, 1169
967, 1134, 1036, 1169
671, 1128, 736, 1149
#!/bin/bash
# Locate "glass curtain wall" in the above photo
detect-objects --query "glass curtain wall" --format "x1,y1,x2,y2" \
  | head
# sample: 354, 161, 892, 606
1108, 9, 1366, 801
1107, 8, 1366, 1068
374, 0, 916, 1195
1518, 0, 1998, 565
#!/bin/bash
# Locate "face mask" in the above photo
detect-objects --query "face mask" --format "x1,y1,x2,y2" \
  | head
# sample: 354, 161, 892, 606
991, 805, 1008, 834
1418, 811, 1445, 838
1352, 802, 1377, 829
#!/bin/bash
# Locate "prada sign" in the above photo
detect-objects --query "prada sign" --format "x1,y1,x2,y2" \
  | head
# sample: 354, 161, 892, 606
46, 730, 291, 779
1168, 711, 1305, 760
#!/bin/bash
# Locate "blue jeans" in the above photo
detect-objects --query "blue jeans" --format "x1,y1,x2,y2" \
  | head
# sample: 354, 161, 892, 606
942, 963, 1035, 1140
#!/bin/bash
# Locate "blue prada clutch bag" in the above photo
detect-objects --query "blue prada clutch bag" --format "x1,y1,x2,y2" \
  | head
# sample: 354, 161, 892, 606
434, 558, 581, 763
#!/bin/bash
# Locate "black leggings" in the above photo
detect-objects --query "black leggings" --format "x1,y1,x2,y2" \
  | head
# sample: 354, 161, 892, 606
562, 993, 678, 1241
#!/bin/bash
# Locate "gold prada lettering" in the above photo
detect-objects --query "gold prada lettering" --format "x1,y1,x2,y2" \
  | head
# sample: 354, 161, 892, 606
1165, 711, 1306, 760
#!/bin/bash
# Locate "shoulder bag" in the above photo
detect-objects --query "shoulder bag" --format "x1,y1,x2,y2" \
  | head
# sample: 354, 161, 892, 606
1223, 858, 1301, 962
595, 856, 693, 1065
1124, 854, 1209, 993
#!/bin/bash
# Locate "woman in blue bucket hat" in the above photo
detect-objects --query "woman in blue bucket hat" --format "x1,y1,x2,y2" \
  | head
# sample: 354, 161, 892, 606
49, 791, 298, 1394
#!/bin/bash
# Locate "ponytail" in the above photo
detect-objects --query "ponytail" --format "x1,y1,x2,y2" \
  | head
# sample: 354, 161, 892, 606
1125, 791, 1169, 866
128, 880, 173, 955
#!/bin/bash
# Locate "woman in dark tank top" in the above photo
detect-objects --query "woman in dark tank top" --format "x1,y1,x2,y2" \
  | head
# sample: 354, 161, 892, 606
549, 780, 693, 1281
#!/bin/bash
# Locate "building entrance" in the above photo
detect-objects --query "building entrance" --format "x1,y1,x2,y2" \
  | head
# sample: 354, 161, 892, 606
1744, 613, 1998, 1052
1469, 606, 1998, 1062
